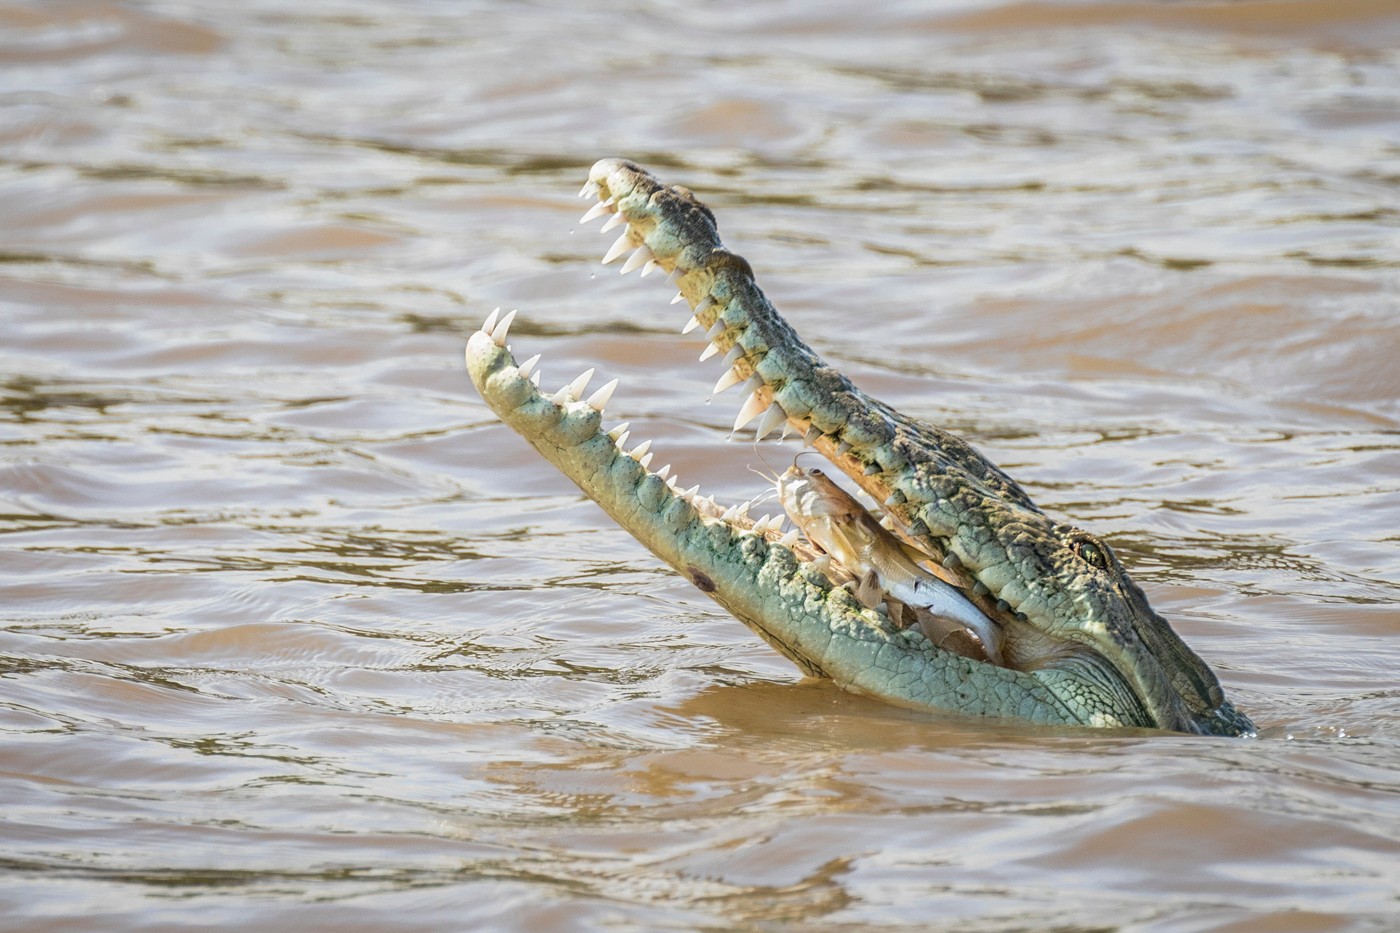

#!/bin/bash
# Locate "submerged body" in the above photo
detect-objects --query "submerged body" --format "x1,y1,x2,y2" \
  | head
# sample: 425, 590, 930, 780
466, 159, 1255, 736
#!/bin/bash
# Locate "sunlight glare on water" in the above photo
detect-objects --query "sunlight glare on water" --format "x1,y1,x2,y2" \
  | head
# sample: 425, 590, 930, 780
2, 1, 1399, 930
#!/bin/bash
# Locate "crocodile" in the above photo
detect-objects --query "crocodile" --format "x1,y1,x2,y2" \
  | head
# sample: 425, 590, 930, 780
465, 158, 1254, 737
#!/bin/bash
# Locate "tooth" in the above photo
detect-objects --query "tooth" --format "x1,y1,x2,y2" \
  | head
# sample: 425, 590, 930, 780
712, 366, 745, 396
810, 554, 832, 574
567, 368, 594, 399
885, 490, 906, 506
551, 386, 571, 405
492, 309, 518, 347
607, 421, 630, 440
655, 464, 671, 480
721, 504, 739, 522
600, 211, 627, 233
516, 353, 540, 379
778, 529, 800, 547
733, 390, 767, 432
721, 345, 743, 368
705, 319, 725, 340
614, 431, 630, 449
639, 452, 654, 468
737, 501, 751, 518
628, 439, 652, 459
586, 378, 618, 411
770, 515, 786, 533
754, 403, 787, 442
835, 440, 852, 457
490, 308, 518, 348
682, 315, 701, 334
699, 342, 720, 362
804, 425, 822, 447
683, 484, 700, 499
602, 233, 632, 264
482, 307, 500, 335
620, 244, 654, 275
529, 371, 540, 387
671, 292, 686, 305
864, 463, 880, 476
579, 180, 600, 199
695, 296, 715, 316
666, 475, 680, 490
641, 259, 659, 277
580, 200, 612, 224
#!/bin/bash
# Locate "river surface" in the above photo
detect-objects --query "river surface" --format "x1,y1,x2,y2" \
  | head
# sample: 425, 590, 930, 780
3, 1, 1399, 930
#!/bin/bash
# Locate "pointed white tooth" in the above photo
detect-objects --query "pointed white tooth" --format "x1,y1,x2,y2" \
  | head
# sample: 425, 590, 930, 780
628, 439, 652, 459
641, 259, 659, 277
666, 268, 681, 285
620, 244, 654, 275
737, 500, 752, 518
810, 554, 832, 574
567, 368, 594, 399
754, 403, 788, 442
482, 307, 500, 335
665, 475, 679, 490
516, 353, 541, 379
607, 421, 630, 440
720, 345, 743, 368
492, 308, 518, 347
699, 342, 720, 362
683, 484, 700, 499
705, 319, 726, 340
639, 452, 653, 468
602, 233, 632, 264
671, 291, 686, 305
752, 515, 772, 534
655, 464, 671, 480
770, 515, 786, 533
712, 366, 745, 396
779, 529, 800, 547
600, 212, 627, 233
580, 200, 612, 224
586, 378, 617, 411
614, 431, 630, 450
733, 390, 768, 432
835, 440, 852, 457
695, 296, 715, 316
682, 315, 701, 335
551, 386, 571, 405
530, 371, 541, 388
721, 504, 739, 522
579, 180, 600, 199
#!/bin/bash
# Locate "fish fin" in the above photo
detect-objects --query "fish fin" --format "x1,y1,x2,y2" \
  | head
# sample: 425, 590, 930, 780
884, 595, 907, 627
913, 608, 1003, 666
854, 568, 883, 609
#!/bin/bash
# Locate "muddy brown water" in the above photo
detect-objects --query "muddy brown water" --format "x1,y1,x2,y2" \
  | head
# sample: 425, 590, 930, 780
3, 1, 1399, 930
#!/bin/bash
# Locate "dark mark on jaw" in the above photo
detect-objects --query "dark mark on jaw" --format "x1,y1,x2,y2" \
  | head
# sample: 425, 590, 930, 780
687, 567, 716, 592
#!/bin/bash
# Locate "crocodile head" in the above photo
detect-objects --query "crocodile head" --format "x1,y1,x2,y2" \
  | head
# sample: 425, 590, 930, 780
466, 159, 1254, 737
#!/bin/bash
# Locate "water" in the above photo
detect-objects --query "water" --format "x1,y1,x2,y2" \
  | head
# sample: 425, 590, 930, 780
3, 1, 1399, 929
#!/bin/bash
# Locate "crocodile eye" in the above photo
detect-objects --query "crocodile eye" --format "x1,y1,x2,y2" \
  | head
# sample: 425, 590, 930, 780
1075, 538, 1108, 569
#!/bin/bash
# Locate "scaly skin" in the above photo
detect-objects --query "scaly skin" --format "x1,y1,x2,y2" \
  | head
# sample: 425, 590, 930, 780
465, 159, 1255, 736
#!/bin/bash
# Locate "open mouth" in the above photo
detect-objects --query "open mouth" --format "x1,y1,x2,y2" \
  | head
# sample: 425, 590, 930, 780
468, 178, 1031, 677
464, 158, 1255, 736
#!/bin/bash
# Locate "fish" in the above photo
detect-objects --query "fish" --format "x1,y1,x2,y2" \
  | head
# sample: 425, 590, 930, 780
775, 463, 1004, 665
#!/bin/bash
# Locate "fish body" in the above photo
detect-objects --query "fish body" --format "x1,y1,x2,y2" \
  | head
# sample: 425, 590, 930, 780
776, 464, 1004, 665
